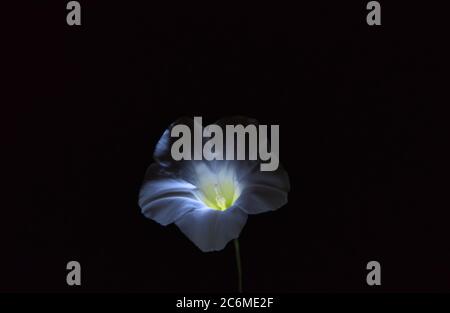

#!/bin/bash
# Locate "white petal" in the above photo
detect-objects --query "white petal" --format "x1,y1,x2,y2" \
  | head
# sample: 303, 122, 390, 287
175, 206, 248, 252
139, 165, 201, 226
235, 166, 290, 214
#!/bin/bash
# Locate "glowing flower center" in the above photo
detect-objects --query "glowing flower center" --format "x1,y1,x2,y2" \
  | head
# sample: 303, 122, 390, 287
194, 164, 241, 211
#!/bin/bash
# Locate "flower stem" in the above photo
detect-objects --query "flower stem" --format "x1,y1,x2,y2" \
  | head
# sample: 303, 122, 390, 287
234, 239, 243, 293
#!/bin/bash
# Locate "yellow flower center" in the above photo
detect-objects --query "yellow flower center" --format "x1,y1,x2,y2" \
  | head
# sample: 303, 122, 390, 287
194, 164, 241, 211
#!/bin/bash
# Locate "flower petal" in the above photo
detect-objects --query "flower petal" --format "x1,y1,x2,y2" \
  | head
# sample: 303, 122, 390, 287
175, 206, 248, 252
139, 164, 201, 226
235, 165, 290, 214
153, 117, 201, 169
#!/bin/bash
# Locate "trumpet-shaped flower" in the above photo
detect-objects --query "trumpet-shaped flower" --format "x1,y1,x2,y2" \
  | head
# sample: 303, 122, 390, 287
138, 117, 290, 252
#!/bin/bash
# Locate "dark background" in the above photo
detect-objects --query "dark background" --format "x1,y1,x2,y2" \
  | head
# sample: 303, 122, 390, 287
3, 2, 448, 292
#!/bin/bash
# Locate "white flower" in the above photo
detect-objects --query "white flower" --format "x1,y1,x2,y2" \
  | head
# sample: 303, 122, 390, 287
139, 117, 290, 252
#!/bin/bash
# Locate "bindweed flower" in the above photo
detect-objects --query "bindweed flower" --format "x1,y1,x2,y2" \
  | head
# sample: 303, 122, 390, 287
138, 117, 290, 252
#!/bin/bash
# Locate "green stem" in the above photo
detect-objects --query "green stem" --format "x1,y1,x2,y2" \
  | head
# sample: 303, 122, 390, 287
234, 239, 243, 293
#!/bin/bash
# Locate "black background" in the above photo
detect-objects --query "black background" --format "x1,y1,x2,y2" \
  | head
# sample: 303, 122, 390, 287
4, 2, 448, 293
